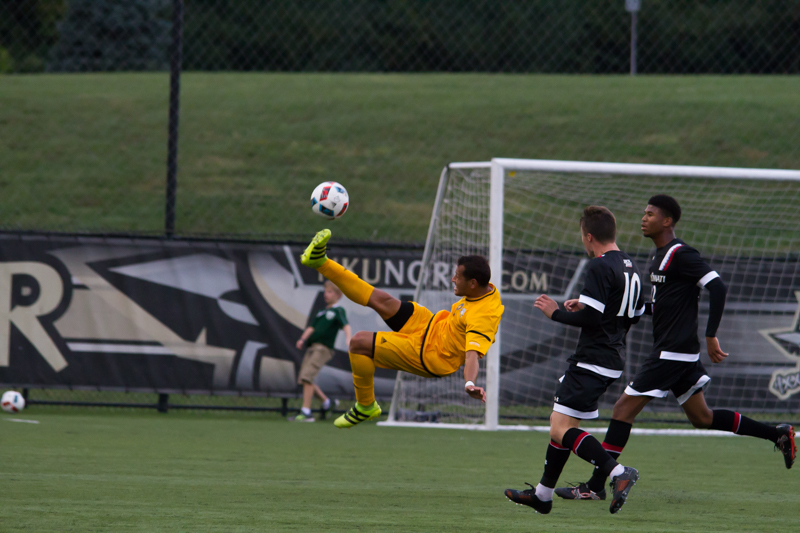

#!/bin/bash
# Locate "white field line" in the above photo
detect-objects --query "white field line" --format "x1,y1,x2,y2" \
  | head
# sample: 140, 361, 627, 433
377, 421, 736, 437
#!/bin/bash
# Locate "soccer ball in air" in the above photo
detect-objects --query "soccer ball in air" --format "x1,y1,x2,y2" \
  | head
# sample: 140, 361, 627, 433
1, 390, 25, 413
310, 181, 349, 219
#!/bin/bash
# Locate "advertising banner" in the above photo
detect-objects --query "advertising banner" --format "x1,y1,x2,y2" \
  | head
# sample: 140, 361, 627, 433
1, 234, 799, 407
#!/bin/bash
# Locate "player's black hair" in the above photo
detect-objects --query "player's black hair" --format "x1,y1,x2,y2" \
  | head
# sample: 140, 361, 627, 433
648, 194, 682, 225
580, 205, 616, 243
457, 255, 491, 287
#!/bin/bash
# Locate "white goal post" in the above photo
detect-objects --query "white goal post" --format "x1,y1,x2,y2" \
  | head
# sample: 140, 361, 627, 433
382, 158, 800, 430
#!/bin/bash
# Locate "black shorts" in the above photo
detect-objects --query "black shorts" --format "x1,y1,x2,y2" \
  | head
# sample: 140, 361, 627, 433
384, 301, 415, 332
553, 365, 618, 420
625, 358, 710, 405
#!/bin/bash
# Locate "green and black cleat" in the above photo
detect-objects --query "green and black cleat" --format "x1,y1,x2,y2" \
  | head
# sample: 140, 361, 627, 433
300, 229, 331, 269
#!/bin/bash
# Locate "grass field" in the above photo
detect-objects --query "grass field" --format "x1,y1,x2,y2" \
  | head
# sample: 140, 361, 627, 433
2, 408, 798, 532
2, 74, 799, 242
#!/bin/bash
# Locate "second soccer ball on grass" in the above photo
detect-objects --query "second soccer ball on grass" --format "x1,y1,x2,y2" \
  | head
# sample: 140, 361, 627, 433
310, 181, 349, 219
1, 390, 26, 413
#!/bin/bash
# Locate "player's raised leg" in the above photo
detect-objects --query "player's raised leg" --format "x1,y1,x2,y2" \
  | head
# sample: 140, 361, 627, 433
301, 229, 401, 320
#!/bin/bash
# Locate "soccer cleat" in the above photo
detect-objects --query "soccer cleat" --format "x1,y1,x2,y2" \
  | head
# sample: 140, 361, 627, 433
300, 229, 331, 268
608, 467, 639, 514
775, 424, 796, 469
289, 413, 315, 422
504, 483, 553, 515
554, 482, 606, 501
334, 402, 381, 428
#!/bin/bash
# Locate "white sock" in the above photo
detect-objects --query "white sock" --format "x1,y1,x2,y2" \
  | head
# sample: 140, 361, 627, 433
534, 483, 554, 502
609, 464, 625, 480
321, 398, 331, 410
301, 407, 312, 416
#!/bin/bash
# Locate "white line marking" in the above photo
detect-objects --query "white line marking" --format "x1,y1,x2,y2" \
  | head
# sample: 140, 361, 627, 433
378, 421, 738, 436
4, 418, 40, 424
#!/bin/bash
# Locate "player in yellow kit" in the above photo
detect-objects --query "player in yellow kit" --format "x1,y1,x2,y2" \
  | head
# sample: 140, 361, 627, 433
300, 229, 504, 428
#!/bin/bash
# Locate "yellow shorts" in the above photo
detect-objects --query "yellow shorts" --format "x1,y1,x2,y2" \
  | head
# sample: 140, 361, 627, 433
374, 302, 454, 378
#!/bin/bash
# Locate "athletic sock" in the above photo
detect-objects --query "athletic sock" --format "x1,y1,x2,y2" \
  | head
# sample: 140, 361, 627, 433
608, 464, 625, 480
539, 440, 571, 492
321, 398, 331, 410
535, 483, 554, 502
349, 352, 376, 405
317, 260, 374, 306
355, 401, 377, 411
561, 428, 618, 478
711, 410, 781, 442
300, 407, 312, 416
587, 419, 632, 493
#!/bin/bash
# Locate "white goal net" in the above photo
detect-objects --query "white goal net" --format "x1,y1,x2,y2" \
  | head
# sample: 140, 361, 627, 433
385, 159, 800, 429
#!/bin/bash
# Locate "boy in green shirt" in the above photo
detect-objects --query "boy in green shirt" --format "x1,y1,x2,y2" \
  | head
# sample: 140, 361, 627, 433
291, 281, 352, 422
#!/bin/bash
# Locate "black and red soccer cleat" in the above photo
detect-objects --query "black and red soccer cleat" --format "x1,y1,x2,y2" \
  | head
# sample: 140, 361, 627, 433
608, 467, 639, 514
775, 424, 796, 469
554, 482, 606, 500
504, 483, 553, 514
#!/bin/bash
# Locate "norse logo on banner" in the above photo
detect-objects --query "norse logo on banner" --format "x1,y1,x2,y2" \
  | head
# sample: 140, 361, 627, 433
760, 291, 800, 400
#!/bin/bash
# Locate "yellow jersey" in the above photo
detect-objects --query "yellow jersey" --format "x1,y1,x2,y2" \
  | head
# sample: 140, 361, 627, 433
423, 284, 504, 377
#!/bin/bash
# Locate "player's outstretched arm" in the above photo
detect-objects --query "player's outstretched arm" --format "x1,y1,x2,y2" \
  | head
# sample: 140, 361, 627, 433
464, 350, 486, 403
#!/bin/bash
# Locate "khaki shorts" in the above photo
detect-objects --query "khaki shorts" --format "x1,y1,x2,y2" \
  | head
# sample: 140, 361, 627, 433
298, 343, 334, 384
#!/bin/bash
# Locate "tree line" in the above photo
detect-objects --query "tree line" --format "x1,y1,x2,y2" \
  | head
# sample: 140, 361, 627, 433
1, 0, 799, 74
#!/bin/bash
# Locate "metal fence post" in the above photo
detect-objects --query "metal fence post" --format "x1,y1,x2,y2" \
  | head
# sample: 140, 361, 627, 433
165, 0, 184, 237
626, 0, 641, 76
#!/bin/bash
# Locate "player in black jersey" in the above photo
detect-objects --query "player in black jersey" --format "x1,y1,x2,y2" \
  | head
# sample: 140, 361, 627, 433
555, 195, 796, 502
505, 206, 642, 515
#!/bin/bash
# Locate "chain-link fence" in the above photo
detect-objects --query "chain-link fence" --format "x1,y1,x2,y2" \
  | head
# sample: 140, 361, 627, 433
2, 0, 800, 243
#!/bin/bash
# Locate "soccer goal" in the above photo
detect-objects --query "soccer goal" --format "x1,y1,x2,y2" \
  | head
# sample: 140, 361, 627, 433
383, 158, 800, 430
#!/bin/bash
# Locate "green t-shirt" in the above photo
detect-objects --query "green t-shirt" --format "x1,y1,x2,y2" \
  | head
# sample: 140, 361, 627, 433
306, 305, 348, 349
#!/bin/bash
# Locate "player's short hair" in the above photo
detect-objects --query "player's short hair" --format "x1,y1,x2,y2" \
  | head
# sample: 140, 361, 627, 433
580, 205, 616, 243
648, 194, 682, 225
457, 255, 491, 287
323, 280, 342, 297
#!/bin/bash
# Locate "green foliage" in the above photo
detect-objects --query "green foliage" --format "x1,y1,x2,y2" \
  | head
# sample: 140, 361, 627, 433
0, 0, 65, 73
181, 0, 800, 73
2, 0, 800, 74
48, 0, 170, 72
0, 47, 14, 73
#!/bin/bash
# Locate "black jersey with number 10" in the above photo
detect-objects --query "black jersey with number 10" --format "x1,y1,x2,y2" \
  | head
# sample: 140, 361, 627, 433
567, 250, 646, 373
